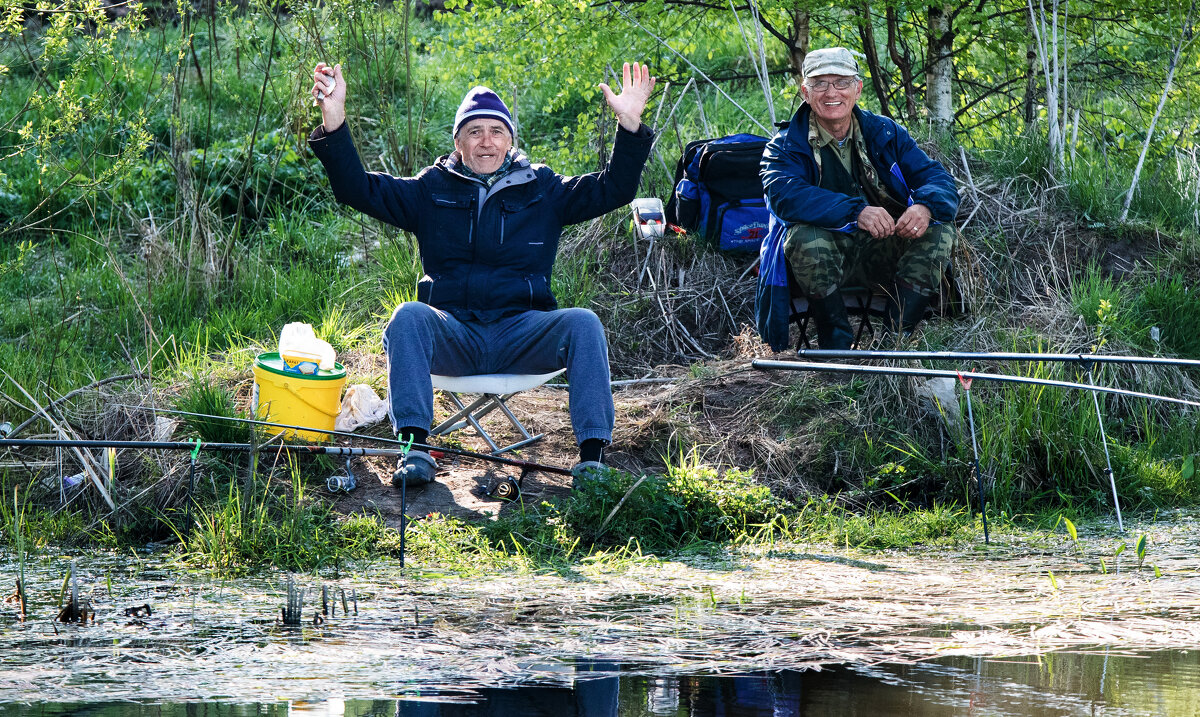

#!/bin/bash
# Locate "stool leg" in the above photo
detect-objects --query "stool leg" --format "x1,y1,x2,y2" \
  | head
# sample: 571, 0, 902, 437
432, 392, 486, 435
462, 395, 501, 453
495, 393, 534, 440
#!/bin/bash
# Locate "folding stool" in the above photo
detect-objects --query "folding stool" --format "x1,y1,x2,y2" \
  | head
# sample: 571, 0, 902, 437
430, 369, 566, 454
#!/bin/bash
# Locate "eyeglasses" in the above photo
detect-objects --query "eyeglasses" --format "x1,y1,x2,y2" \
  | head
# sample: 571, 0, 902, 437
806, 78, 858, 92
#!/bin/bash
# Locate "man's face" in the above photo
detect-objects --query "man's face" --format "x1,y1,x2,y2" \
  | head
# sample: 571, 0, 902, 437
454, 118, 512, 175
801, 74, 862, 128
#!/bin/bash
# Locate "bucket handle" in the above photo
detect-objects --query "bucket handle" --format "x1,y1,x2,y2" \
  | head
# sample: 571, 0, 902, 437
282, 381, 341, 418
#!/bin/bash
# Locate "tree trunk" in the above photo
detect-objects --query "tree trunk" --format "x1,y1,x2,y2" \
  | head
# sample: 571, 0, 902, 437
887, 6, 918, 120
1120, 0, 1196, 222
787, 9, 810, 86
925, 3, 954, 131
857, 4, 892, 117
1028, 0, 1062, 176
1023, 9, 1037, 126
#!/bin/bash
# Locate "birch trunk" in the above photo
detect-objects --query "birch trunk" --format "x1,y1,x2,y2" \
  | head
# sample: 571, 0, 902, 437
787, 10, 810, 86
1028, 0, 1062, 176
1120, 2, 1197, 222
925, 4, 954, 131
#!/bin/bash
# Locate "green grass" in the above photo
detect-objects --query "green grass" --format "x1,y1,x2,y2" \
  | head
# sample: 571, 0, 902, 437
173, 458, 401, 575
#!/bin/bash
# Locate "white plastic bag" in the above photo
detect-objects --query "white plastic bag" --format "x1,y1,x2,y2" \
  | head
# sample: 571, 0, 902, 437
278, 322, 336, 373
335, 383, 389, 432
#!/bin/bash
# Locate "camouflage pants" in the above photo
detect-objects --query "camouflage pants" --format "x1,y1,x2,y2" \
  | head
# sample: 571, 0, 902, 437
783, 221, 956, 298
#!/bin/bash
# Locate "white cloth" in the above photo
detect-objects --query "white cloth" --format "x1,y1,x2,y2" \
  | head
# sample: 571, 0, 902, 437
335, 383, 389, 432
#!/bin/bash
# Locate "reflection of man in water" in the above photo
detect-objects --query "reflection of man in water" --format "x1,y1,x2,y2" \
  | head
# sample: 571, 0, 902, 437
391, 662, 618, 717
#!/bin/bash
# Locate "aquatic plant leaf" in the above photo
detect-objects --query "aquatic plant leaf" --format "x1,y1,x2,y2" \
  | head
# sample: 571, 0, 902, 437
1062, 517, 1078, 543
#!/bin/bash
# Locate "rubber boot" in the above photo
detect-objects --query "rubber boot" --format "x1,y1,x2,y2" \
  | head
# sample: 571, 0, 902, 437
807, 290, 855, 350
885, 284, 934, 335
392, 450, 437, 489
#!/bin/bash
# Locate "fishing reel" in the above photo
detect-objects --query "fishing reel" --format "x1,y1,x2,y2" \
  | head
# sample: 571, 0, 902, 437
484, 471, 527, 502
326, 458, 357, 493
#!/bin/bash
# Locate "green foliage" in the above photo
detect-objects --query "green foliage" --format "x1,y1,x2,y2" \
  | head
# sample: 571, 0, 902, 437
175, 460, 399, 574
1135, 275, 1200, 358
790, 494, 973, 549
175, 380, 253, 445
0, 480, 91, 549
482, 456, 779, 563
123, 129, 326, 218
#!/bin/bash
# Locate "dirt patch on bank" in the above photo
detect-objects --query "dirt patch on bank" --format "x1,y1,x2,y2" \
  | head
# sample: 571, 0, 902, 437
331, 355, 802, 525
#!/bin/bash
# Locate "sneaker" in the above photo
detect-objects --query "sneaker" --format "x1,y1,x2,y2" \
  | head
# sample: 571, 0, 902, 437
570, 460, 606, 490
392, 450, 437, 489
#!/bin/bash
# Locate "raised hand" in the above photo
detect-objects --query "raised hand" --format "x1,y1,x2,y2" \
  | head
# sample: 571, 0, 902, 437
599, 62, 656, 133
312, 62, 347, 133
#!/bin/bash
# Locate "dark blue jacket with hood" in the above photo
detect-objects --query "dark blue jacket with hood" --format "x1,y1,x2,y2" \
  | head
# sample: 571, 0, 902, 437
755, 104, 959, 350
309, 122, 653, 322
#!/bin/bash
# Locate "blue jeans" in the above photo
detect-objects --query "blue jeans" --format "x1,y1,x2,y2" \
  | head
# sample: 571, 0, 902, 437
382, 302, 614, 446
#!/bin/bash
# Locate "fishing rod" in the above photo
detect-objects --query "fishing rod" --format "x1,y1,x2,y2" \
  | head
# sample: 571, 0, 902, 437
753, 360, 1200, 409
957, 374, 989, 544
0, 438, 426, 456
111, 405, 573, 476
756, 359, 1162, 533
797, 349, 1200, 369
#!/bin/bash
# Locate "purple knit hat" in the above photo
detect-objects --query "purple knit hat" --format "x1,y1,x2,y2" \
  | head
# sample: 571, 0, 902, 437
453, 86, 515, 138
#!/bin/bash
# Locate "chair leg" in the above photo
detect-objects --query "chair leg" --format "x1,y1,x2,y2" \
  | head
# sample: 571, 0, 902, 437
431, 392, 489, 436
495, 393, 534, 440
432, 390, 548, 455
462, 397, 502, 453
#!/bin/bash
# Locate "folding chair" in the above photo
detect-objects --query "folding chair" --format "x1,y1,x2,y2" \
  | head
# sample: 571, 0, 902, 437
787, 262, 964, 349
430, 369, 566, 455
789, 285, 887, 350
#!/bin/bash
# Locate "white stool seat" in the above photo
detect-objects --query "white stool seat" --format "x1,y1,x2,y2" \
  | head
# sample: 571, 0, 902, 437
431, 370, 564, 395
430, 369, 565, 455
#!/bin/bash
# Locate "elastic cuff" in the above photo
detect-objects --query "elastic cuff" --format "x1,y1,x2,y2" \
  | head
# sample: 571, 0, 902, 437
308, 120, 349, 144
390, 415, 432, 433
574, 430, 612, 446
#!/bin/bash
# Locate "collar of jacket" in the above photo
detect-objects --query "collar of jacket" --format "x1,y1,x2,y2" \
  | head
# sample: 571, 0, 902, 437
436, 149, 540, 215
440, 149, 531, 184
788, 104, 895, 151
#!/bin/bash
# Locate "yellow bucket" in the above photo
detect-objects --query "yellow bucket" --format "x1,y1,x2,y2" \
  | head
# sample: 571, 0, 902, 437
252, 352, 347, 442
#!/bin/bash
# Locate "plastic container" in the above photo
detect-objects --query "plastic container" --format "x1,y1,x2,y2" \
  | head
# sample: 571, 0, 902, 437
278, 322, 335, 374
252, 352, 347, 441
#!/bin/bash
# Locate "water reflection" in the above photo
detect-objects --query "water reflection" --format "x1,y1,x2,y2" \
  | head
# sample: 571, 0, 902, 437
11, 650, 1200, 716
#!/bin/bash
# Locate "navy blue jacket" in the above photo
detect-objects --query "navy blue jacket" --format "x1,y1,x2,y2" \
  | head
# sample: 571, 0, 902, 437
761, 105, 959, 229
755, 105, 959, 350
309, 122, 653, 321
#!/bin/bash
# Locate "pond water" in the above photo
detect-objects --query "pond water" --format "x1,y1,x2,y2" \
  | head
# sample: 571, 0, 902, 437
10, 650, 1200, 716
4, 526, 1200, 715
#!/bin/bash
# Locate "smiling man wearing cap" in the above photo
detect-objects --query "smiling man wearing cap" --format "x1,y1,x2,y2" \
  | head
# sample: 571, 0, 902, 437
757, 47, 959, 350
307, 62, 655, 487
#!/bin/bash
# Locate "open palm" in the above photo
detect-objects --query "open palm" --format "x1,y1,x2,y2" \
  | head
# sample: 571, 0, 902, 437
600, 62, 655, 132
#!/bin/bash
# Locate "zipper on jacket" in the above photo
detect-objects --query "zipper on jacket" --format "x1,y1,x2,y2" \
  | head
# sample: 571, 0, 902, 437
500, 212, 505, 246
525, 275, 533, 306
468, 198, 476, 244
